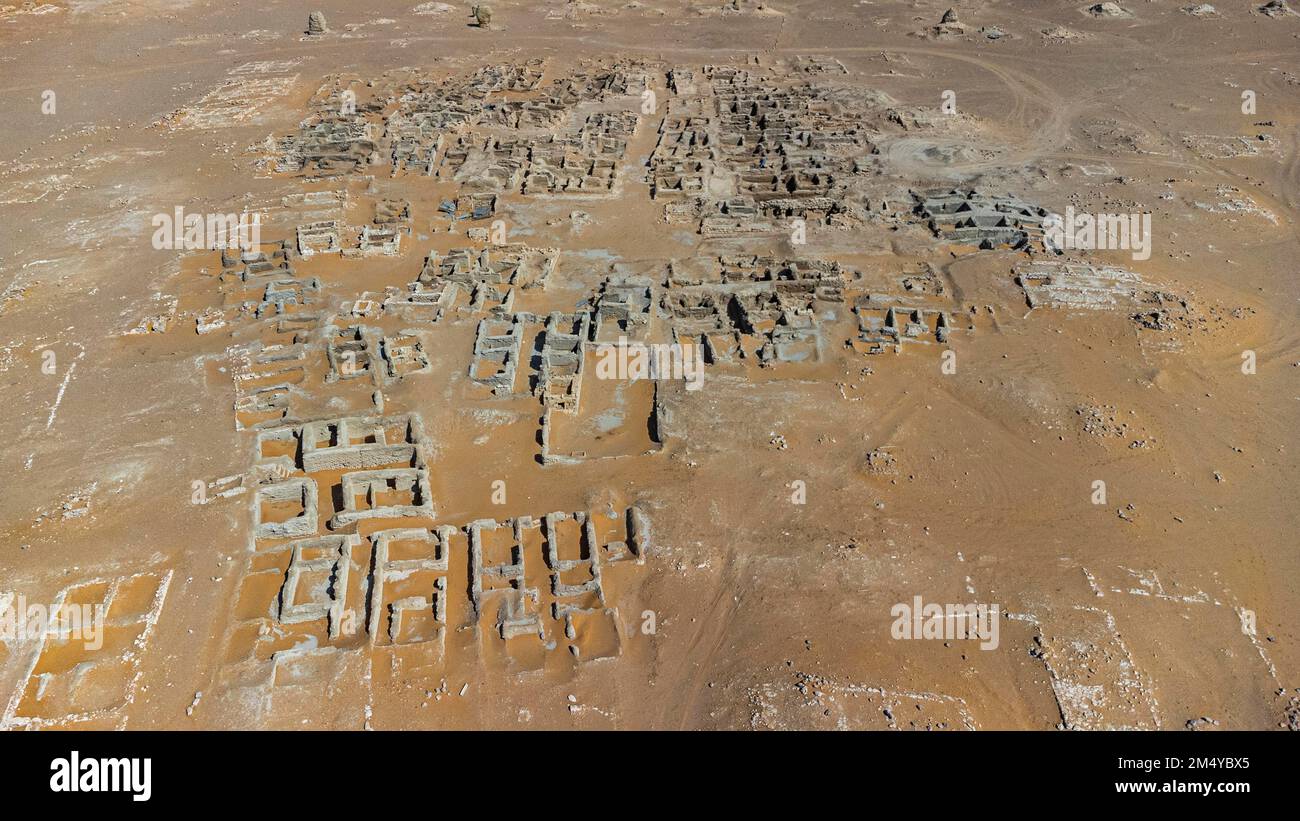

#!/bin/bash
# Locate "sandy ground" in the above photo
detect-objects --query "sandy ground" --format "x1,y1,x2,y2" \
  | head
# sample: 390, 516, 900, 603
0, 0, 1296, 730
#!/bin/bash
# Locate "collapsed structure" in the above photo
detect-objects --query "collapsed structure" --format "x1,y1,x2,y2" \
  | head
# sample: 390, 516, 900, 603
109, 56, 1082, 712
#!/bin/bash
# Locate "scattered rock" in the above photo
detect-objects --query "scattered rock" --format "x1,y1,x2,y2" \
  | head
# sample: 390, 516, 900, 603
569, 210, 592, 234
864, 448, 898, 476
1076, 404, 1131, 439
932, 7, 967, 36
1258, 1, 1296, 17
1042, 24, 1089, 42
1085, 2, 1133, 18
413, 2, 456, 14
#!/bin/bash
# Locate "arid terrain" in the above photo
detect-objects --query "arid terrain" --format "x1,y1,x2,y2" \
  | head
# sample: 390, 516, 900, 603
0, 0, 1296, 730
